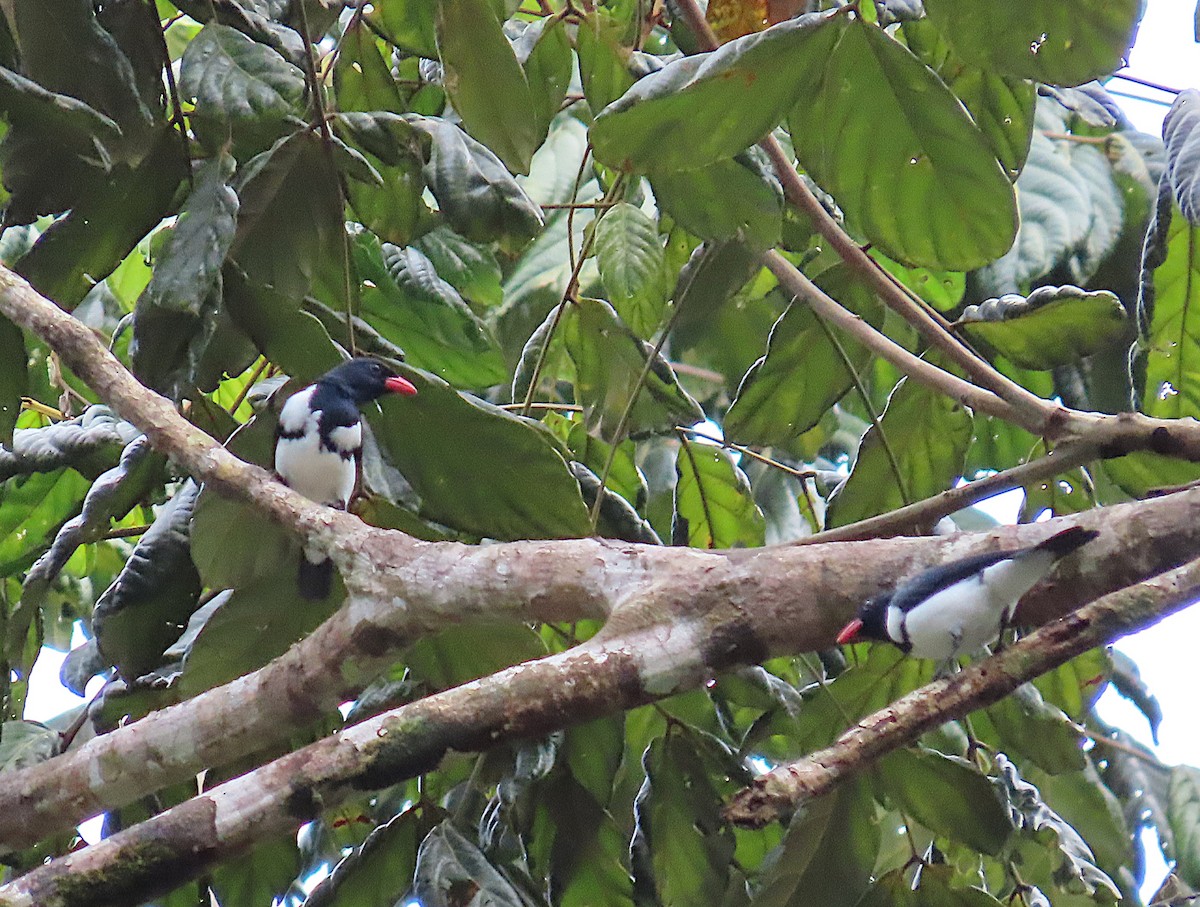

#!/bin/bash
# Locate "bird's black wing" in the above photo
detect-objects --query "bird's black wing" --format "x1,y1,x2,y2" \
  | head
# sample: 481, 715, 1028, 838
889, 550, 1018, 613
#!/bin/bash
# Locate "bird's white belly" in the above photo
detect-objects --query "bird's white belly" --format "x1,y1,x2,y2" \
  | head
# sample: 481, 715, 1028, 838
901, 578, 1005, 660
275, 431, 356, 506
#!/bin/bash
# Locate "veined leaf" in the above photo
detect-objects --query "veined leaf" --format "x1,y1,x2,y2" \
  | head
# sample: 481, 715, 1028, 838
923, 0, 1140, 87
369, 0, 438, 58
673, 441, 765, 549
960, 286, 1128, 371
591, 10, 843, 174
788, 17, 1017, 270
594, 202, 670, 337
436, 0, 539, 174
1169, 766, 1200, 890
1164, 89, 1200, 226
826, 376, 973, 528
563, 297, 703, 442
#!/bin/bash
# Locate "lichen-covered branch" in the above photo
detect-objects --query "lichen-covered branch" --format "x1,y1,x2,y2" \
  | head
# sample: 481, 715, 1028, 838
724, 555, 1200, 828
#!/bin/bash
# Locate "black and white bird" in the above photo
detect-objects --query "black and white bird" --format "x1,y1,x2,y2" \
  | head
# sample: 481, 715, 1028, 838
835, 526, 1099, 661
274, 357, 417, 599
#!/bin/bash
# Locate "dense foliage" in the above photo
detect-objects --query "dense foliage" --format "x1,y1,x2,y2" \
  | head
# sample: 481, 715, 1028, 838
0, 0, 1196, 905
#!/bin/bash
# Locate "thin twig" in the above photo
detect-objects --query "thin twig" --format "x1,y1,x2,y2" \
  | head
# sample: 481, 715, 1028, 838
678, 426, 816, 480
795, 442, 1098, 544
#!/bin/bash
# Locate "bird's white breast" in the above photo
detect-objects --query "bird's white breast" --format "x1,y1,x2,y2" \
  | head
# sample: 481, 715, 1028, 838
275, 390, 356, 507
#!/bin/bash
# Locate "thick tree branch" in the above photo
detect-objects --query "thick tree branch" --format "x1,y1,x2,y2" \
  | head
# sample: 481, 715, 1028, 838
725, 554, 1200, 827
6, 546, 1200, 907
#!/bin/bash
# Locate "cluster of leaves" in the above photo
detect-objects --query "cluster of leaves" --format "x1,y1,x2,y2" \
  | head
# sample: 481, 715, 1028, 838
0, 0, 1196, 904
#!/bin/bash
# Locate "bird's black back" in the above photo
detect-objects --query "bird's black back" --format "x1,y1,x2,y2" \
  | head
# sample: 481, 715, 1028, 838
888, 550, 1016, 614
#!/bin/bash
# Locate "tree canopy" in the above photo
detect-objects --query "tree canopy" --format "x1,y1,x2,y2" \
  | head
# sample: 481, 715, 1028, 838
0, 1, 1197, 906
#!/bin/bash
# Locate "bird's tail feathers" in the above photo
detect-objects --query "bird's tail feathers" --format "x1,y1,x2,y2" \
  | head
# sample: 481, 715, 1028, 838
298, 556, 334, 600
1031, 526, 1100, 559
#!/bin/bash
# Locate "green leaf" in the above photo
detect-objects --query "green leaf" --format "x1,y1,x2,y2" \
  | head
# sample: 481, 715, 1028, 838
94, 483, 203, 682
230, 130, 344, 301
673, 442, 765, 549
922, 0, 1140, 87
353, 235, 507, 388
334, 18, 406, 115
826, 376, 973, 528
131, 152, 238, 394
788, 18, 1017, 270
994, 754, 1121, 901
978, 682, 1085, 775
180, 571, 340, 696
436, 0, 539, 174
860, 865, 1005, 907
563, 297, 703, 442
974, 113, 1124, 296
16, 125, 187, 309
591, 10, 842, 174
371, 367, 591, 540
594, 202, 670, 337
521, 18, 573, 139
404, 622, 547, 692
0, 720, 57, 773
413, 227, 503, 310
0, 64, 123, 155
1033, 762, 1134, 884
210, 834, 300, 907
576, 11, 636, 115
1165, 90, 1200, 224
651, 152, 783, 252
960, 286, 1128, 371
0, 316, 26, 448
413, 822, 526, 907
749, 779, 878, 907
0, 470, 91, 578
408, 115, 545, 249
899, 18, 1035, 179
305, 808, 426, 907
725, 267, 883, 447
871, 251, 965, 313
1170, 766, 1200, 890
179, 23, 304, 140
369, 0, 438, 58
633, 733, 736, 906
877, 747, 1011, 855
562, 418, 647, 511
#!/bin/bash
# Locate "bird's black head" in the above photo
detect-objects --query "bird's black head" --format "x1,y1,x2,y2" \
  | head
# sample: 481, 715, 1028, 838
319, 357, 417, 404
835, 593, 892, 645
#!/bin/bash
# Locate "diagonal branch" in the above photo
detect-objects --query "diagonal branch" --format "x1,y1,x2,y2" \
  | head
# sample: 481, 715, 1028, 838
724, 553, 1200, 828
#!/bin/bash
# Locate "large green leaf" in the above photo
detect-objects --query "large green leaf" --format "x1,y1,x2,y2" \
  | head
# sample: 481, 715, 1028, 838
131, 151, 238, 394
179, 571, 340, 696
749, 779, 878, 907
404, 622, 547, 693
94, 483, 203, 682
590, 10, 843, 174
563, 297, 703, 442
877, 747, 1011, 855
860, 865, 1004, 907
334, 18, 406, 115
304, 808, 426, 907
353, 234, 507, 388
407, 115, 545, 249
369, 0, 438, 58
435, 0, 539, 174
371, 366, 591, 540
633, 733, 737, 906
900, 19, 1035, 179
520, 18, 573, 140
826, 376, 973, 528
788, 18, 1017, 270
673, 442, 765, 549
230, 130, 344, 301
576, 10, 636, 115
650, 152, 783, 253
977, 682, 1085, 775
16, 125, 186, 309
179, 23, 304, 147
0, 720, 58, 773
413, 226, 503, 310
960, 286, 1128, 371
0, 470, 90, 578
922, 0, 1140, 87
725, 267, 882, 447
594, 202, 670, 337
